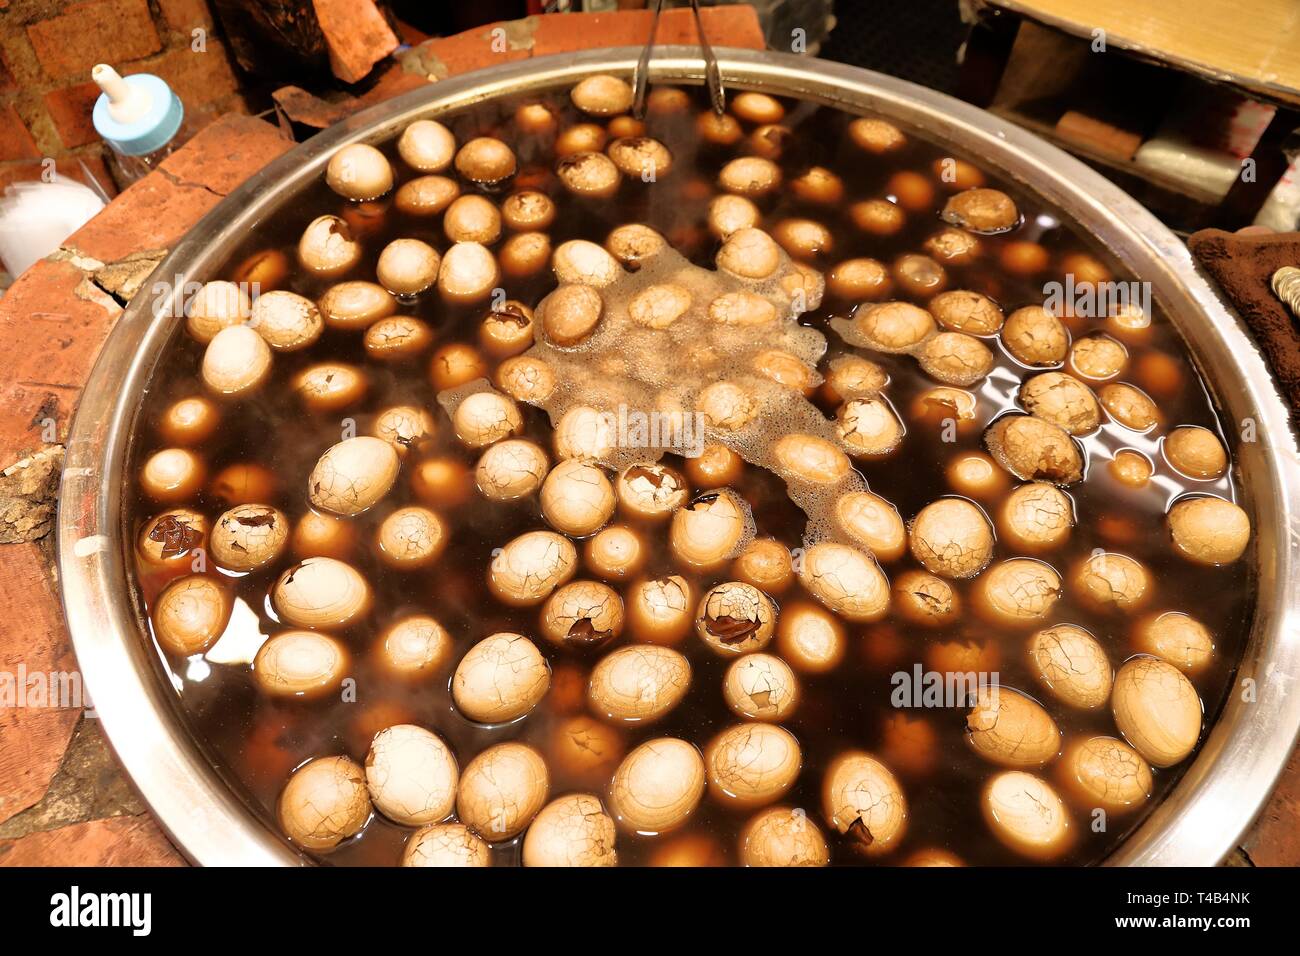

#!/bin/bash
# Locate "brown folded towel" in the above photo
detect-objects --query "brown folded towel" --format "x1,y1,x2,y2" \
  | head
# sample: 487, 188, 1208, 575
1188, 229, 1300, 426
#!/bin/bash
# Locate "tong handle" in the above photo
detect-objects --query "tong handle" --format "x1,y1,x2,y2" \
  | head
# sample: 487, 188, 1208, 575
689, 0, 725, 116
633, 0, 726, 119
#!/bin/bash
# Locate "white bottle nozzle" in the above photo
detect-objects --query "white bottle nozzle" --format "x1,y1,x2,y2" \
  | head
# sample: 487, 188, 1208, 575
92, 64, 152, 124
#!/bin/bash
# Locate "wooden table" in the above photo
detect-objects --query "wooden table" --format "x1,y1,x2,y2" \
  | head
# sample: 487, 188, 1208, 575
964, 0, 1300, 231
986, 0, 1300, 106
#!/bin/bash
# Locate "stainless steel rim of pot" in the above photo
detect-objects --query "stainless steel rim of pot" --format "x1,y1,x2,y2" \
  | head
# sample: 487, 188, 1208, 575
57, 46, 1300, 867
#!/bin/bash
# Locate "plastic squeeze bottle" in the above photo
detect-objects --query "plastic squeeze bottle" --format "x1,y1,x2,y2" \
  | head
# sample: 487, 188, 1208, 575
91, 64, 195, 185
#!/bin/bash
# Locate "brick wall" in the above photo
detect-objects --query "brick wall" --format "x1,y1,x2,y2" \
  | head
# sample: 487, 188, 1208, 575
0, 0, 247, 195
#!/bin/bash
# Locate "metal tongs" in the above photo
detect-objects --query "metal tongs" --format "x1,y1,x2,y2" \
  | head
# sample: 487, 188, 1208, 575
633, 0, 726, 119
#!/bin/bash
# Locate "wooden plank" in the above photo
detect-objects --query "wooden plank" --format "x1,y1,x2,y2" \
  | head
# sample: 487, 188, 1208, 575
984, 0, 1300, 105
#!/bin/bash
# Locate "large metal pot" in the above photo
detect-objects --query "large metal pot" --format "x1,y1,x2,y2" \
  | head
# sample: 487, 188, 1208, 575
57, 47, 1300, 866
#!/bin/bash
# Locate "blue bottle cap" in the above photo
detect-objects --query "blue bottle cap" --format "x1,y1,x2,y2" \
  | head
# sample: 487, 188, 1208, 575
92, 73, 184, 157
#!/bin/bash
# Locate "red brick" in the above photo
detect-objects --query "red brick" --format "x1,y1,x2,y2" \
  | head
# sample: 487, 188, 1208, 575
530, 7, 765, 56
43, 82, 100, 150
26, 0, 162, 81
313, 0, 399, 84
0, 104, 40, 161
0, 48, 16, 93
0, 544, 72, 677
129, 38, 241, 110
0, 539, 80, 826
414, 29, 531, 79
1243, 743, 1300, 866
654, 4, 765, 48
0, 382, 79, 458
0, 263, 108, 837
54, 115, 286, 264
156, 0, 214, 35
61, 167, 220, 263
0, 708, 79, 827
0, 259, 121, 403
158, 113, 291, 197
530, 10, 647, 53
0, 813, 186, 866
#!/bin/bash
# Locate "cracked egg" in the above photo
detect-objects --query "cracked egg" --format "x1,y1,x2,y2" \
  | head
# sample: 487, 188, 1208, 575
966, 686, 1062, 768
365, 724, 458, 827
523, 794, 617, 867
609, 737, 706, 834
278, 756, 371, 852
540, 580, 624, 650
456, 742, 548, 841
588, 644, 690, 723
821, 751, 907, 856
452, 633, 550, 724
695, 581, 776, 656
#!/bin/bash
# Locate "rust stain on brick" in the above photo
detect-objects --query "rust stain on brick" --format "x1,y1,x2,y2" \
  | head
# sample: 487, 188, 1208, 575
27, 394, 59, 432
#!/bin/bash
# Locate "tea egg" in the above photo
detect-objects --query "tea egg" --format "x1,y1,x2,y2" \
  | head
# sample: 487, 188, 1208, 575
966, 686, 1061, 767
326, 143, 392, 200
273, 557, 371, 629
608, 738, 706, 834
588, 644, 691, 722
278, 756, 371, 851
457, 742, 549, 841
739, 806, 829, 867
981, 771, 1072, 860
308, 437, 401, 517
1111, 656, 1202, 767
401, 823, 490, 867
254, 630, 349, 699
365, 724, 458, 826
452, 632, 550, 723
488, 530, 578, 606
522, 794, 618, 867
821, 751, 907, 856
706, 723, 802, 808
151, 574, 231, 656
